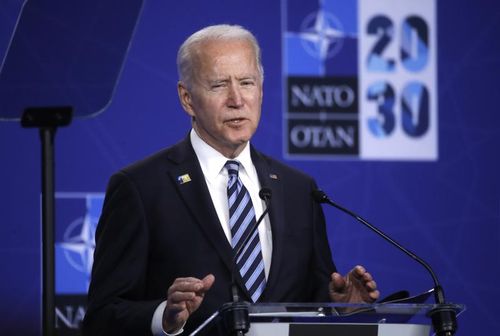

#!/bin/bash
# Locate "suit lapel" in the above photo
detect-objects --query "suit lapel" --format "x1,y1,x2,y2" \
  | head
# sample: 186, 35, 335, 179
251, 148, 286, 301
166, 138, 235, 275
166, 139, 288, 301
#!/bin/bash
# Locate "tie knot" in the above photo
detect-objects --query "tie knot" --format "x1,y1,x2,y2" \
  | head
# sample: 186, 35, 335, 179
225, 160, 240, 178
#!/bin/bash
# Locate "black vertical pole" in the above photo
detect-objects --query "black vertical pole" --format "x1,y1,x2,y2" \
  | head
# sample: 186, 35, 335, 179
40, 126, 56, 336
22, 107, 72, 336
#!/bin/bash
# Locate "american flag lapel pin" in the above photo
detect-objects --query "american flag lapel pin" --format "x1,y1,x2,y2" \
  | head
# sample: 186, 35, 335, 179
177, 174, 191, 185
269, 173, 278, 180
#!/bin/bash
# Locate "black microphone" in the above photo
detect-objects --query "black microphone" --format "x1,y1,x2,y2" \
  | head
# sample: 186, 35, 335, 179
222, 187, 272, 336
312, 189, 458, 336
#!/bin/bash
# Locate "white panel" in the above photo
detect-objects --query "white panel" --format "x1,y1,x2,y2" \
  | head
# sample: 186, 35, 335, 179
359, 0, 437, 160
379, 323, 431, 336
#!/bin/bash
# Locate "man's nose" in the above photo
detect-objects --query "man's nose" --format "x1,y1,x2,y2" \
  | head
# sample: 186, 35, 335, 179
227, 84, 243, 108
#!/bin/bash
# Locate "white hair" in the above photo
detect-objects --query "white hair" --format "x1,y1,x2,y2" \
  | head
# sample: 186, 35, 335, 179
176, 24, 264, 88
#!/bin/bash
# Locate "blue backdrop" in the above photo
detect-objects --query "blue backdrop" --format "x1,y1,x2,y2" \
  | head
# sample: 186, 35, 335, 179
1, 0, 499, 334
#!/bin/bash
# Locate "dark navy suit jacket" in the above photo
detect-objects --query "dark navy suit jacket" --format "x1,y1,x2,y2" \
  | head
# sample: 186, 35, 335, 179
83, 136, 335, 335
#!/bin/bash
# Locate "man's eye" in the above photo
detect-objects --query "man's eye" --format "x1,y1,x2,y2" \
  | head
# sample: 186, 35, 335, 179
211, 83, 226, 89
241, 81, 255, 86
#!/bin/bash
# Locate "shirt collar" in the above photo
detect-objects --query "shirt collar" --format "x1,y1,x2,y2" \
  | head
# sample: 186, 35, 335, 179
190, 129, 254, 183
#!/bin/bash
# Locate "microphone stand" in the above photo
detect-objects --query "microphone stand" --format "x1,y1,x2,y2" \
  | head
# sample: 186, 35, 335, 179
312, 190, 458, 336
221, 188, 271, 336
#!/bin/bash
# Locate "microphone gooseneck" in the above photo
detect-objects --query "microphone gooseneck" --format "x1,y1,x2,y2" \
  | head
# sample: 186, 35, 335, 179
312, 189, 458, 336
231, 187, 272, 299
224, 187, 272, 336
311, 190, 443, 300
234, 187, 271, 258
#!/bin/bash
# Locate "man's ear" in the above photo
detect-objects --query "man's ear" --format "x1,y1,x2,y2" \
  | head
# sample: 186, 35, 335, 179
177, 81, 195, 117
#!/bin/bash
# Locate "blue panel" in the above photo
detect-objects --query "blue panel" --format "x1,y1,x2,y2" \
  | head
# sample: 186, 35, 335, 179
55, 247, 89, 294
285, 36, 323, 75
322, 0, 358, 34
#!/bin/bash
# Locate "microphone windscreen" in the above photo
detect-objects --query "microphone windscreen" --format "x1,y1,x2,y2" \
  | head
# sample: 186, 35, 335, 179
259, 187, 272, 201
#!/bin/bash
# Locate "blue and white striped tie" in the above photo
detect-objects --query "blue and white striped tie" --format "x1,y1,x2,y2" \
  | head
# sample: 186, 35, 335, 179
225, 160, 266, 302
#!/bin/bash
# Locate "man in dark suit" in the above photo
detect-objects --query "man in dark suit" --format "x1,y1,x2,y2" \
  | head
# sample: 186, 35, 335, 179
83, 24, 379, 335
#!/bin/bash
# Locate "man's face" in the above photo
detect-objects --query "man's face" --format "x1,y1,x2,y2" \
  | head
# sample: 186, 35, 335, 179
178, 39, 263, 158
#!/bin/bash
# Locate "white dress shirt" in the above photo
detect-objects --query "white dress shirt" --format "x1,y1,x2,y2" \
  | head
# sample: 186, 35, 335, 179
151, 129, 273, 335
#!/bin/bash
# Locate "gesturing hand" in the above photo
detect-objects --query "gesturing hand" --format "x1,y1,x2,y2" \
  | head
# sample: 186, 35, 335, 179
329, 265, 379, 304
162, 274, 215, 333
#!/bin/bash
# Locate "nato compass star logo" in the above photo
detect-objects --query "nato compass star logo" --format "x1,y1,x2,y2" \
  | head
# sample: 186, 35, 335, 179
58, 214, 96, 275
296, 9, 345, 61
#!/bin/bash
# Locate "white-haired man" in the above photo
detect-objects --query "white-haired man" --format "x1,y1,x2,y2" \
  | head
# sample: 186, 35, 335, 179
83, 24, 379, 336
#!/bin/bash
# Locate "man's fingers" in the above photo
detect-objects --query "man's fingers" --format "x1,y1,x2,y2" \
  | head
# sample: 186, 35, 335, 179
168, 277, 204, 296
201, 274, 215, 291
171, 277, 205, 288
370, 289, 380, 300
168, 291, 196, 304
330, 272, 346, 291
166, 275, 215, 313
162, 275, 216, 334
362, 271, 373, 282
352, 267, 378, 291
330, 266, 380, 304
350, 267, 376, 286
351, 265, 366, 278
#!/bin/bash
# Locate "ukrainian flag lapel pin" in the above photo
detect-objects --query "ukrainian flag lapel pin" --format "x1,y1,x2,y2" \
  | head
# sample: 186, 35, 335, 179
177, 174, 191, 185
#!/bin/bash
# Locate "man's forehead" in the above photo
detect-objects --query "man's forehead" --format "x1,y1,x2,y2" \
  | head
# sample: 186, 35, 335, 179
196, 38, 254, 56
194, 41, 257, 70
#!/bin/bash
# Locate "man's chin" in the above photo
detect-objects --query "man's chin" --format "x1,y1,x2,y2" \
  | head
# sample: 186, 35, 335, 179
226, 130, 253, 145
